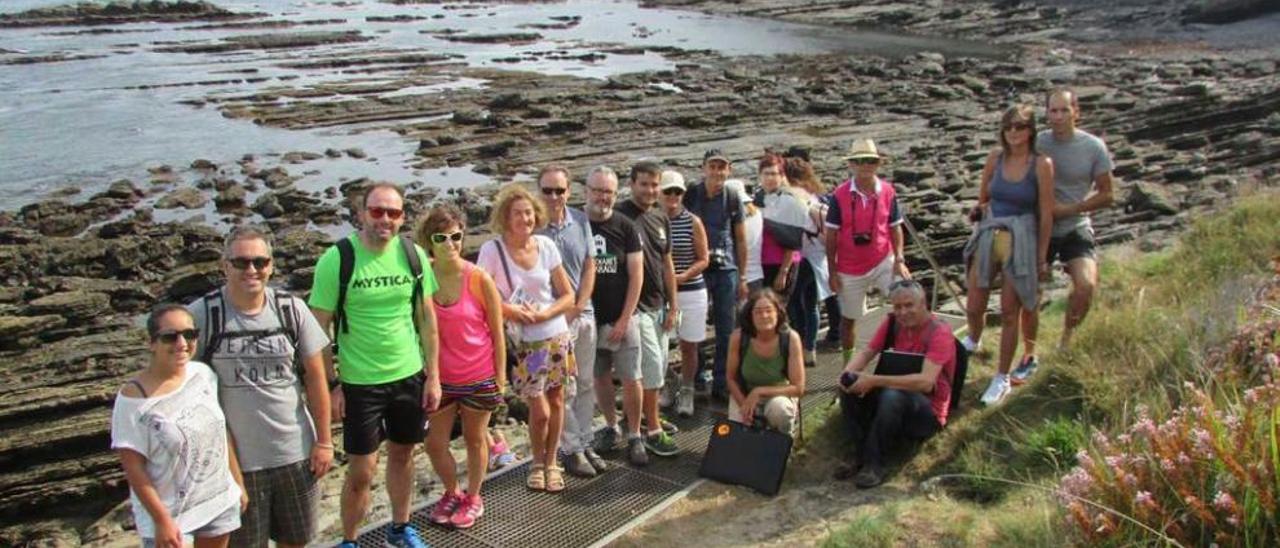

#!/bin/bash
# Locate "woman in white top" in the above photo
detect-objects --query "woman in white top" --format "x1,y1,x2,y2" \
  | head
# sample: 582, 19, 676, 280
476, 183, 576, 493
725, 179, 764, 290
111, 303, 246, 548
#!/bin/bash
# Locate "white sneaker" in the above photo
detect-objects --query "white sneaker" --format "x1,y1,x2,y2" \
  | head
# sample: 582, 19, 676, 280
677, 386, 695, 417
980, 374, 1011, 406
659, 381, 678, 408
961, 335, 980, 354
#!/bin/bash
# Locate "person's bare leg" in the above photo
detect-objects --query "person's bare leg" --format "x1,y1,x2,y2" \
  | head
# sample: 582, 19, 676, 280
643, 388, 661, 433
840, 317, 856, 355
385, 441, 417, 525
194, 534, 230, 548
997, 285, 1022, 375
425, 405, 459, 493
679, 341, 699, 384
1020, 298, 1039, 359
595, 370, 617, 427
341, 452, 378, 539
544, 386, 565, 464
526, 394, 550, 466
460, 407, 492, 495
965, 264, 991, 348
1061, 258, 1098, 348
622, 379, 643, 436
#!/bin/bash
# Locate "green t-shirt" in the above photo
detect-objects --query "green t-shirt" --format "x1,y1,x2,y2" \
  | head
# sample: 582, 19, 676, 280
741, 337, 789, 391
308, 235, 437, 385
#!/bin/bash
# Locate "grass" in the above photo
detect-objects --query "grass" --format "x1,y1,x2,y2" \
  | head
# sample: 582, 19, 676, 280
819, 188, 1280, 545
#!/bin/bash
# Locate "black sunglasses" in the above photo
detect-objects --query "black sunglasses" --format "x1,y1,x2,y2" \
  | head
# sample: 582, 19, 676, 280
662, 188, 685, 196
890, 279, 922, 291
430, 231, 464, 244
154, 328, 199, 344
850, 158, 880, 166
540, 187, 567, 196
228, 256, 271, 270
1003, 122, 1032, 131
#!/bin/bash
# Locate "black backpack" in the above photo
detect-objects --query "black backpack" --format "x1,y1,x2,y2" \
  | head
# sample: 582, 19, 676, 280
332, 234, 425, 346
883, 314, 969, 412
199, 288, 302, 374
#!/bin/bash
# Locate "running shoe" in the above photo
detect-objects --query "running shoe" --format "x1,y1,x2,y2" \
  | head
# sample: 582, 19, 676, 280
627, 436, 649, 466
385, 524, 429, 548
595, 424, 621, 454
429, 491, 463, 525
338, 542, 359, 548
644, 431, 680, 457
659, 380, 678, 408
1010, 356, 1038, 385
450, 494, 484, 529
980, 374, 1011, 406
677, 386, 695, 417
488, 440, 515, 471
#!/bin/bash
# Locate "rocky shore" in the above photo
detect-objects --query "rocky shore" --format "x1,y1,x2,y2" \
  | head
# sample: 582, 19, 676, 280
1, 0, 1277, 545
0, 1, 256, 28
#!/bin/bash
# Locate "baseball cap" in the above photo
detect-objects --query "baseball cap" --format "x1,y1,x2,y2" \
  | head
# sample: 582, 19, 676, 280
703, 148, 729, 164
659, 170, 686, 191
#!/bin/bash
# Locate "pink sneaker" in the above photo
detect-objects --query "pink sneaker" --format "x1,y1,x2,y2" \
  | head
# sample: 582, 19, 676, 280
429, 491, 464, 525
450, 493, 485, 529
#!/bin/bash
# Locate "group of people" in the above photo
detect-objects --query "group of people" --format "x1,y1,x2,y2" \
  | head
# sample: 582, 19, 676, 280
109, 87, 1114, 547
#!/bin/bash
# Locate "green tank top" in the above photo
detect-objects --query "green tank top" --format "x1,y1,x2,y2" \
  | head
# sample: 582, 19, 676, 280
741, 337, 788, 391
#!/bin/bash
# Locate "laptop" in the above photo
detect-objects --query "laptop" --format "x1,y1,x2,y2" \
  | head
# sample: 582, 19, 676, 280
874, 350, 925, 376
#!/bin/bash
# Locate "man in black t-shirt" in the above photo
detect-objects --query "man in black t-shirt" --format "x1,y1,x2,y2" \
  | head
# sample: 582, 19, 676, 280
614, 160, 680, 458
584, 166, 650, 466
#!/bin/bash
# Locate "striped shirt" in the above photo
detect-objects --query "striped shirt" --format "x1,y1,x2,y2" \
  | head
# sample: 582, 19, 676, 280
670, 209, 705, 291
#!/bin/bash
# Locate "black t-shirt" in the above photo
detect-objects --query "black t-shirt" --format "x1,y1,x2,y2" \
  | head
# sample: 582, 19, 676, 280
588, 213, 643, 325
615, 199, 671, 312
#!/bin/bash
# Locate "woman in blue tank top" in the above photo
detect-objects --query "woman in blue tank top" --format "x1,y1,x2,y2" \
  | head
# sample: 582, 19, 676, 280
964, 104, 1055, 407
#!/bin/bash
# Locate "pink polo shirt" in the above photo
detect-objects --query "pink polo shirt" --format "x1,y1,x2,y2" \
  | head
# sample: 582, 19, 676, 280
825, 177, 902, 276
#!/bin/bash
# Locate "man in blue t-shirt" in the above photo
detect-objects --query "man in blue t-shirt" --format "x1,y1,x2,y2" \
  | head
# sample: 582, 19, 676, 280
683, 149, 748, 399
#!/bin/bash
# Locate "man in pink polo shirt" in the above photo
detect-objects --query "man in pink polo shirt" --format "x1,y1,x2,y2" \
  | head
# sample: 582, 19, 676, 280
825, 139, 911, 364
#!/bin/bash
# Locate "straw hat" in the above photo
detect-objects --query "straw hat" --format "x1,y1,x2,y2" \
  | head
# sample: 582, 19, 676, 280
843, 138, 884, 161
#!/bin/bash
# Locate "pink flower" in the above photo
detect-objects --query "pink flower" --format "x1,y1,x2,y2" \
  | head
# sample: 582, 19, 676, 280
1132, 418, 1157, 439
1161, 458, 1175, 472
1213, 491, 1237, 513
1135, 490, 1156, 508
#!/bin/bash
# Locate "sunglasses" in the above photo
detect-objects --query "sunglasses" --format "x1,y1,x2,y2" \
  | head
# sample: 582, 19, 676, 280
540, 187, 567, 196
430, 231, 464, 244
228, 256, 271, 270
367, 206, 404, 220
850, 158, 880, 166
662, 188, 685, 196
154, 328, 199, 344
1003, 122, 1032, 131
890, 279, 922, 291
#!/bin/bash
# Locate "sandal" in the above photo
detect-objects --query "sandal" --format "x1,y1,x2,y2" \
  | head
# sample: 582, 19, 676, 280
545, 464, 566, 493
527, 463, 546, 491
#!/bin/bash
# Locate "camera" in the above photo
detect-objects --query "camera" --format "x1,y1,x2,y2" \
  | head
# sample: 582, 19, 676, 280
852, 233, 872, 246
708, 247, 730, 269
839, 370, 859, 388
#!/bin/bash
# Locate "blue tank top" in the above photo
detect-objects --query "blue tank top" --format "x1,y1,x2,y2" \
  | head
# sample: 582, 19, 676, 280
989, 154, 1039, 218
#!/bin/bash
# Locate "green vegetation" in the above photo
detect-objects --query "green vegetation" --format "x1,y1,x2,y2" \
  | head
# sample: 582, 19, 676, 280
822, 190, 1280, 545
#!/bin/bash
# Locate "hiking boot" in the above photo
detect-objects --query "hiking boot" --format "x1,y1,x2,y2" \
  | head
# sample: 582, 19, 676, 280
854, 464, 885, 489
450, 494, 484, 529
980, 374, 1011, 406
584, 448, 610, 472
677, 386, 695, 417
385, 523, 428, 548
644, 431, 680, 457
429, 491, 464, 525
627, 436, 649, 466
562, 451, 597, 478
1010, 355, 1038, 386
659, 380, 678, 408
595, 425, 620, 454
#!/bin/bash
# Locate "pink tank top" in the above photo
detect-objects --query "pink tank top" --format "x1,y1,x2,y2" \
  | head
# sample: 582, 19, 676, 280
433, 265, 496, 385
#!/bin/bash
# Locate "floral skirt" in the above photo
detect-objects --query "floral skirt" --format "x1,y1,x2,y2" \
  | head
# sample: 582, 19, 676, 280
512, 331, 576, 399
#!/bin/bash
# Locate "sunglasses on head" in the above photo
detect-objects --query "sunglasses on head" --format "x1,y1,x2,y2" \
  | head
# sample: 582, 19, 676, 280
367, 206, 403, 220
850, 157, 880, 166
228, 256, 271, 270
662, 187, 685, 196
1003, 122, 1032, 131
154, 328, 199, 344
890, 279, 922, 291
540, 187, 567, 196
430, 231, 464, 244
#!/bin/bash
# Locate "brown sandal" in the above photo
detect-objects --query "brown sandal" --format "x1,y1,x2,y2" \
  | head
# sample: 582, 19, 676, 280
527, 463, 546, 491
545, 464, 566, 493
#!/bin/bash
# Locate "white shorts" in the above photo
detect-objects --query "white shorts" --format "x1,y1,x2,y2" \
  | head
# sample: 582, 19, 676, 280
838, 254, 896, 321
676, 289, 708, 343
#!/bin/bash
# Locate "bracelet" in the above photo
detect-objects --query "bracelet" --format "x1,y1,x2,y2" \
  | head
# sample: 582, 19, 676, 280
314, 442, 334, 450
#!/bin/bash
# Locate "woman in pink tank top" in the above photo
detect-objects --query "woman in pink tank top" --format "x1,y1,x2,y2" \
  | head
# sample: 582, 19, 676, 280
414, 204, 506, 530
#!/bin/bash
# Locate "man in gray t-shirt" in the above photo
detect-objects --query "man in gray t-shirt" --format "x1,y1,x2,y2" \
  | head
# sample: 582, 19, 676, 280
1029, 88, 1115, 349
188, 226, 332, 548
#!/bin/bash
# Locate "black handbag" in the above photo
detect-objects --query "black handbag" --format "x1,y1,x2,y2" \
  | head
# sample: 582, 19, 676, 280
698, 419, 793, 496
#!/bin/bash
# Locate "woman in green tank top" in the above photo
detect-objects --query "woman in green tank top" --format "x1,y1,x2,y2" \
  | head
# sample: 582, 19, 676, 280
725, 289, 806, 433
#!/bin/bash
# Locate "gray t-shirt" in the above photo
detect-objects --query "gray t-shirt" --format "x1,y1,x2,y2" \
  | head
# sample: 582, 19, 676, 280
536, 207, 594, 317
1036, 129, 1113, 237
188, 288, 330, 472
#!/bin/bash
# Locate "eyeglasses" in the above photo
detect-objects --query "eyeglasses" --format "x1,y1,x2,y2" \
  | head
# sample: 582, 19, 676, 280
430, 231, 464, 244
850, 158, 880, 166
1003, 122, 1032, 131
587, 186, 615, 196
662, 188, 685, 196
540, 187, 567, 196
367, 206, 404, 220
228, 256, 271, 270
154, 328, 199, 344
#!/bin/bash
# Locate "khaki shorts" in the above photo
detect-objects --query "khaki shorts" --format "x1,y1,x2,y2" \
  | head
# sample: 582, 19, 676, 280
728, 396, 798, 435
837, 254, 895, 321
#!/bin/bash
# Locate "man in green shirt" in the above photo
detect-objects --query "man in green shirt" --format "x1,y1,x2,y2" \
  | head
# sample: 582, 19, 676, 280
308, 183, 440, 548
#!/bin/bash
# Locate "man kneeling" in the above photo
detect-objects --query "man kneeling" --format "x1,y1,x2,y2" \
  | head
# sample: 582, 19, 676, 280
836, 280, 956, 488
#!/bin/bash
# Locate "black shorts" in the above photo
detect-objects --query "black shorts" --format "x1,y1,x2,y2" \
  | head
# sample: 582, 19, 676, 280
1047, 225, 1097, 265
342, 371, 426, 456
